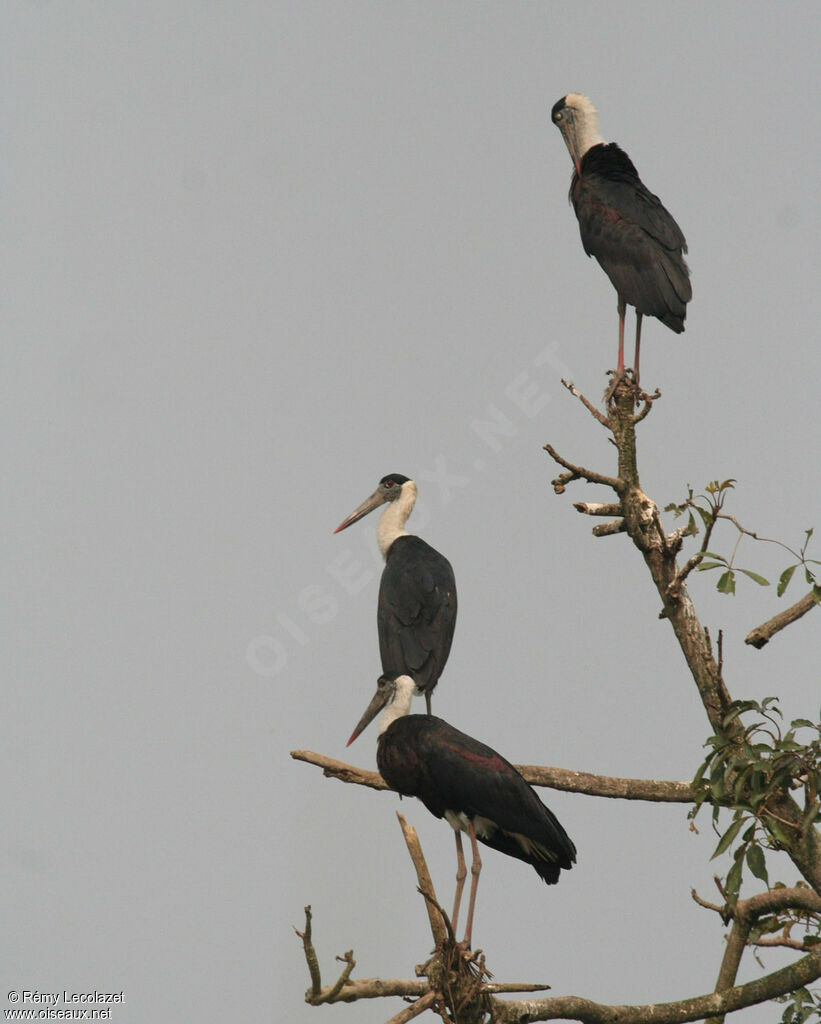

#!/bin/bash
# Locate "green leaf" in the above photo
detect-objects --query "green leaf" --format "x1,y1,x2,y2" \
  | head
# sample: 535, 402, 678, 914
737, 568, 770, 587
717, 570, 736, 595
697, 561, 726, 571
777, 564, 797, 597
695, 506, 714, 531
806, 527, 814, 541
725, 856, 743, 900
711, 816, 746, 859
767, 818, 791, 847
746, 843, 768, 883
791, 719, 816, 729
805, 566, 815, 586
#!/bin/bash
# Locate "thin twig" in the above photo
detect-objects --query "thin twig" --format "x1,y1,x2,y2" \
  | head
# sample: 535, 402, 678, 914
560, 378, 611, 428
383, 990, 437, 1024
295, 905, 322, 997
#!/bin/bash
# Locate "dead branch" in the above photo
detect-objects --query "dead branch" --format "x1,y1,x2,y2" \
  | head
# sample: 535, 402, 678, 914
573, 502, 622, 517
543, 444, 623, 494
306, 977, 426, 1005
295, 905, 322, 998
397, 813, 447, 949
559, 378, 611, 428
384, 991, 437, 1023
293, 750, 696, 802
745, 588, 820, 648
592, 519, 626, 537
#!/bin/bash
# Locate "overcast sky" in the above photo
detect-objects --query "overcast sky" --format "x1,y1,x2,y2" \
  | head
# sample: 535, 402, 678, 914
3, 4, 820, 1023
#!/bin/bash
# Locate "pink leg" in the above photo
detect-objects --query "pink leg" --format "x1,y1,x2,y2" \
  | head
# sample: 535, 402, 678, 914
634, 312, 643, 385
462, 821, 483, 949
451, 831, 467, 935
617, 296, 626, 376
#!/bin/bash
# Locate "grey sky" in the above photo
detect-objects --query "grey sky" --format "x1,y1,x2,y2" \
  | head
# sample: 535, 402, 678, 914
3, 4, 820, 1023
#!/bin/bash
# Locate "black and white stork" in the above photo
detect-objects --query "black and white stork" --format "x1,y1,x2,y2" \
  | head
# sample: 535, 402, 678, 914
551, 93, 691, 383
334, 475, 456, 715
348, 673, 576, 947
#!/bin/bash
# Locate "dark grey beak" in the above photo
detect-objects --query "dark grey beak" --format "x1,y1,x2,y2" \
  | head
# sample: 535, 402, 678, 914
333, 488, 387, 534
346, 682, 392, 746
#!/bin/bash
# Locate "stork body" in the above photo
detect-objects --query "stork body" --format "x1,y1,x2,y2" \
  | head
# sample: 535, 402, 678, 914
551, 93, 691, 382
348, 674, 576, 947
334, 475, 456, 714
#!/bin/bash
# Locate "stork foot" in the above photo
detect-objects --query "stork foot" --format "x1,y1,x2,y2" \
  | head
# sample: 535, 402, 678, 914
604, 366, 633, 404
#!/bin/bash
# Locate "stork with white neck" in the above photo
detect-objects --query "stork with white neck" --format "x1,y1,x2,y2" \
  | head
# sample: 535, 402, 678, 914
551, 93, 692, 385
334, 475, 457, 714
348, 673, 576, 948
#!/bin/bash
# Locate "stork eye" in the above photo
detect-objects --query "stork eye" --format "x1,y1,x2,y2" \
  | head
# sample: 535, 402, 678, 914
555, 112, 563, 121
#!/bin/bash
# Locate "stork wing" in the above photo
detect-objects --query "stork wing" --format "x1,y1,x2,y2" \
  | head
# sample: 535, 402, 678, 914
378, 536, 457, 690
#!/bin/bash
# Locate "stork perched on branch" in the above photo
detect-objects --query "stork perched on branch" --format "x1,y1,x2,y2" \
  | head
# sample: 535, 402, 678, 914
334, 475, 457, 714
348, 673, 576, 948
551, 92, 691, 384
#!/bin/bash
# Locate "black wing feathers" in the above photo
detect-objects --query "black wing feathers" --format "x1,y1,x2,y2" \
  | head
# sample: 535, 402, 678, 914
378, 536, 457, 695
378, 717, 575, 881
573, 143, 691, 331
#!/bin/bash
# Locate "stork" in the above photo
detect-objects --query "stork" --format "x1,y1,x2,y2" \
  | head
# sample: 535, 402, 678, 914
551, 93, 691, 384
348, 673, 576, 948
334, 475, 456, 715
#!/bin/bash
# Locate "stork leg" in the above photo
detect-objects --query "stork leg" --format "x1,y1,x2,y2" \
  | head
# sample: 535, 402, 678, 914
462, 820, 483, 949
451, 830, 467, 935
634, 312, 644, 386
616, 295, 626, 377
425, 690, 432, 716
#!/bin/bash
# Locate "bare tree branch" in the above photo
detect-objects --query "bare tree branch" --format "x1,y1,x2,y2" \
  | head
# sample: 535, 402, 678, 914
292, 750, 696, 803
592, 519, 626, 537
491, 947, 821, 1024
559, 378, 612, 428
543, 444, 623, 494
383, 990, 437, 1023
306, 977, 427, 1005
396, 813, 447, 949
745, 589, 820, 649
573, 502, 622, 517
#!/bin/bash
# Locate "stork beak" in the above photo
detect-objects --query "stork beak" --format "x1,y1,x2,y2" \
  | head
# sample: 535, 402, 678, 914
557, 116, 582, 177
333, 487, 387, 534
346, 683, 392, 746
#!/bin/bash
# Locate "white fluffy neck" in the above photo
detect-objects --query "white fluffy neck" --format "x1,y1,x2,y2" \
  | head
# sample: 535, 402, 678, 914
377, 480, 417, 558
378, 675, 416, 734
566, 92, 605, 157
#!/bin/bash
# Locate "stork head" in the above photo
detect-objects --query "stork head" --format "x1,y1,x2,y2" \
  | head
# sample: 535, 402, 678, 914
333, 474, 413, 533
551, 93, 604, 175
347, 673, 415, 746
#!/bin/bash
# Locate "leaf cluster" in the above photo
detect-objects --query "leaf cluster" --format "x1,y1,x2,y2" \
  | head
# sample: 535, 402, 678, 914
665, 484, 821, 600
774, 982, 821, 1024
691, 697, 821, 903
